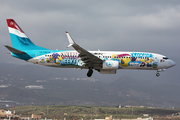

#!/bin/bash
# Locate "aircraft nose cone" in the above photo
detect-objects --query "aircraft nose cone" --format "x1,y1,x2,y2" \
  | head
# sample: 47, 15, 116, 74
170, 60, 176, 67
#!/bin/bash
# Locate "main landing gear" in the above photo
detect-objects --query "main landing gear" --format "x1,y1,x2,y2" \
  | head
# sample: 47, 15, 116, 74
156, 72, 160, 77
87, 68, 93, 77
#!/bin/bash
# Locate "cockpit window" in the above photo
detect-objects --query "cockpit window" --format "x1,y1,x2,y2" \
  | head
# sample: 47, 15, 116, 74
163, 57, 169, 60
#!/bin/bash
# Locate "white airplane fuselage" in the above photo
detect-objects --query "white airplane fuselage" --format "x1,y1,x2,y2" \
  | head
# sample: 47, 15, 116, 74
28, 50, 175, 71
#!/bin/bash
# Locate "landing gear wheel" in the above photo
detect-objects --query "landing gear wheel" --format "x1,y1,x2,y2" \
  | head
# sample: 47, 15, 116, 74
156, 73, 160, 77
87, 69, 93, 77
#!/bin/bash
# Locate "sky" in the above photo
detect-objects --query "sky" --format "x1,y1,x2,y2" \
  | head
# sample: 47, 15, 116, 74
0, 0, 180, 81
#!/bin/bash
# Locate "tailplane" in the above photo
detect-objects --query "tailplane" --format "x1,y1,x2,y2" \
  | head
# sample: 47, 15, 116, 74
6, 19, 48, 50
4, 45, 26, 54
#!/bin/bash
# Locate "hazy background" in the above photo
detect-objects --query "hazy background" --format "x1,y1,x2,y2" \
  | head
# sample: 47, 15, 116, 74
0, 0, 179, 82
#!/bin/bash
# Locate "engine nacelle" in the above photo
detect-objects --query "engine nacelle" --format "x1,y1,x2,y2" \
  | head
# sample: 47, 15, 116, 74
102, 60, 119, 70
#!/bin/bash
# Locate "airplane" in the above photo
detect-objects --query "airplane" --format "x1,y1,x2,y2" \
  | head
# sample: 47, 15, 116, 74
5, 19, 176, 77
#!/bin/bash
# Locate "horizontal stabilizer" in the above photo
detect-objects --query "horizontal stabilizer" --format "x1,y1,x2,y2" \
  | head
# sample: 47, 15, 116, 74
4, 45, 26, 54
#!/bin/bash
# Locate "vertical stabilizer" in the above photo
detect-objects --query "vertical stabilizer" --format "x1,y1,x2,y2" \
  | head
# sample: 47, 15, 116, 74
6, 19, 48, 50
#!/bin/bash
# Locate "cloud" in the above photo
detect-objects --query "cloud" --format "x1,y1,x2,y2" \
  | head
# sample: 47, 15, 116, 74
0, 0, 179, 80
139, 8, 180, 29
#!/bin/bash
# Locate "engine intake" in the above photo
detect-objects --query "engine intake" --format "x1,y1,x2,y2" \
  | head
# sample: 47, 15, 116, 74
102, 60, 119, 69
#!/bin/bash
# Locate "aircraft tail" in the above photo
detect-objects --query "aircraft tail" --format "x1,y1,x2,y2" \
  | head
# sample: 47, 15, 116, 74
6, 19, 48, 50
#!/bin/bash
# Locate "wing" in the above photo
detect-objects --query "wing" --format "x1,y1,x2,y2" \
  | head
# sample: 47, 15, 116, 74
66, 32, 103, 68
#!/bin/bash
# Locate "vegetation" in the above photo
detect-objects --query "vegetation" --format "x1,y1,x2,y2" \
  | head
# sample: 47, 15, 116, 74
6, 105, 180, 120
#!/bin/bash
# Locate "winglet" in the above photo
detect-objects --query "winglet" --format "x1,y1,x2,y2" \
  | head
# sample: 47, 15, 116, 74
66, 31, 75, 48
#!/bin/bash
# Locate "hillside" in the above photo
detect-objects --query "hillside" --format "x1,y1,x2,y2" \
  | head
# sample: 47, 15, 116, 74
6, 105, 180, 119
0, 63, 180, 108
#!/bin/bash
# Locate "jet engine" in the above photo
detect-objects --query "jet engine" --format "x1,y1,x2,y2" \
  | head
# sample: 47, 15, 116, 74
102, 60, 119, 69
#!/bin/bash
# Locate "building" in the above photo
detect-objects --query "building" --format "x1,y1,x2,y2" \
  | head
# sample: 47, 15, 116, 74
118, 105, 125, 108
105, 116, 112, 120
31, 114, 41, 119
121, 117, 153, 120
143, 114, 149, 117
0, 109, 6, 117
25, 85, 43, 89
124, 105, 147, 108
0, 109, 13, 118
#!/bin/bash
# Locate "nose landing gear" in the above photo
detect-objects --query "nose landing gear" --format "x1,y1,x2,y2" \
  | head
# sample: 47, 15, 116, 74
156, 72, 160, 77
156, 69, 165, 77
87, 69, 93, 77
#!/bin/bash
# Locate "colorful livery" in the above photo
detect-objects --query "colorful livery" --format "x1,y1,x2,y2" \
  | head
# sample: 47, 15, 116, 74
5, 19, 176, 77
